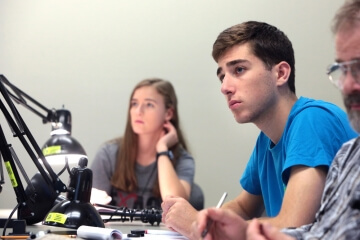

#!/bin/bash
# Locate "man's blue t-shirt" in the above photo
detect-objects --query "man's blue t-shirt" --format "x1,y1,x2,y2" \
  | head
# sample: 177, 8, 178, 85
240, 97, 358, 217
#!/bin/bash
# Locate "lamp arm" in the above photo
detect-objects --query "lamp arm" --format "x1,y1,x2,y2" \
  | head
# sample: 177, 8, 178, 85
0, 75, 102, 229
0, 76, 68, 224
0, 125, 29, 204
0, 75, 57, 124
0, 149, 4, 191
0, 80, 64, 188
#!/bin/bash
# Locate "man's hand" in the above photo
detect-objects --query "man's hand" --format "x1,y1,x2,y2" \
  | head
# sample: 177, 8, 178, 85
161, 196, 198, 238
191, 208, 248, 240
247, 219, 295, 240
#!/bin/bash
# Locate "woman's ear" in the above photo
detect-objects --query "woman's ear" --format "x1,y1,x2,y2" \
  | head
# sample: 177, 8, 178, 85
165, 107, 174, 121
275, 61, 291, 87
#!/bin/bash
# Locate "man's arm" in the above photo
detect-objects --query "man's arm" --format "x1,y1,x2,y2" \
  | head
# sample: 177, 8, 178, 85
247, 219, 295, 240
257, 165, 327, 228
222, 191, 264, 219
162, 166, 326, 237
162, 192, 263, 238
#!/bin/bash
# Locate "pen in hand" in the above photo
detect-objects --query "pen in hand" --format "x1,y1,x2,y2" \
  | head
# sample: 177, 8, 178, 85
201, 192, 228, 238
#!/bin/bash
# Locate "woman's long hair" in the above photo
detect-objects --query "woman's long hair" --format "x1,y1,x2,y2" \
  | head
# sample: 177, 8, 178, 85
110, 78, 188, 197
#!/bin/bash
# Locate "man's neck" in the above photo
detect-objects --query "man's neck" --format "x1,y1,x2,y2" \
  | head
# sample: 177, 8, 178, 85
255, 94, 298, 144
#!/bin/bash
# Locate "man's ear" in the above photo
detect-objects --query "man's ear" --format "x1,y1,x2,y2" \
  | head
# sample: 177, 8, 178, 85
165, 107, 174, 121
275, 61, 291, 87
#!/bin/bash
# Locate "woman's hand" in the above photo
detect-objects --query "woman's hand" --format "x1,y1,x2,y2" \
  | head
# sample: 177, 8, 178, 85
156, 121, 178, 152
156, 121, 190, 200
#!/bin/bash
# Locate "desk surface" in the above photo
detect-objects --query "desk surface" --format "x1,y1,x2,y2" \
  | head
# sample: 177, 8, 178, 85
0, 210, 187, 240
1, 221, 184, 239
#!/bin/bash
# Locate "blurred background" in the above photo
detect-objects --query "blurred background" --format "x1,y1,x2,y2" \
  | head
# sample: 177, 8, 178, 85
0, 0, 343, 209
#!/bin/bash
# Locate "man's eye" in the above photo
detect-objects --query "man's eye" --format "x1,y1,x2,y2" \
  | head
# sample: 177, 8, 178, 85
235, 67, 245, 74
146, 103, 154, 108
219, 75, 224, 83
355, 62, 360, 71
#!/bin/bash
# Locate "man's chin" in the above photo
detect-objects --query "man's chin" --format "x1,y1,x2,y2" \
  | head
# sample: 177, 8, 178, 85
234, 116, 251, 124
349, 113, 360, 133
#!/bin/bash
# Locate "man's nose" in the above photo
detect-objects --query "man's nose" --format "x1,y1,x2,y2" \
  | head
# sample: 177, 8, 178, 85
220, 75, 235, 95
341, 69, 360, 94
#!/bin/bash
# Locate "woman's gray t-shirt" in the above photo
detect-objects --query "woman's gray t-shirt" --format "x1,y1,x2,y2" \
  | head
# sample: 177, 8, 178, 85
91, 141, 195, 209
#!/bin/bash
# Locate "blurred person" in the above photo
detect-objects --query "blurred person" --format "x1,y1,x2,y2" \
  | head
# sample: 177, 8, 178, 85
90, 78, 194, 210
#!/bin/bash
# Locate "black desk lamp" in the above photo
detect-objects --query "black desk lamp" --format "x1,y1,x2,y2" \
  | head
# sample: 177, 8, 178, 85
0, 74, 104, 229
43, 157, 104, 229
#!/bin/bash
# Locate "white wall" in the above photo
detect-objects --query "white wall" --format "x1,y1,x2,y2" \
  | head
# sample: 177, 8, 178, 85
0, 0, 344, 210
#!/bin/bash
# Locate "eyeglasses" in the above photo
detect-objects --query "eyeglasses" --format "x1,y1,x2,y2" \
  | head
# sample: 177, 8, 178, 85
327, 59, 360, 89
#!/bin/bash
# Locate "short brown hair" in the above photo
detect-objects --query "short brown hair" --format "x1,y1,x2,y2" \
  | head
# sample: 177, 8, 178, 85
212, 21, 296, 93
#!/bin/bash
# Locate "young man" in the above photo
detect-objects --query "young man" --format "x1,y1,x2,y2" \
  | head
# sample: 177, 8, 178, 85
161, 21, 358, 238
192, 0, 360, 239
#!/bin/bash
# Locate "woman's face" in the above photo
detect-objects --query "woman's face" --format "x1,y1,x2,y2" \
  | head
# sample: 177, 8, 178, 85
130, 86, 170, 135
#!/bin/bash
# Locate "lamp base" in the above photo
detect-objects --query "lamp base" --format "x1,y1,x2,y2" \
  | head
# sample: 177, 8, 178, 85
43, 199, 104, 229
19, 173, 61, 225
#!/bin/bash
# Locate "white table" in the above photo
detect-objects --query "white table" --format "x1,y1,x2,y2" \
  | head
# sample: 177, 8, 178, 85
0, 209, 187, 239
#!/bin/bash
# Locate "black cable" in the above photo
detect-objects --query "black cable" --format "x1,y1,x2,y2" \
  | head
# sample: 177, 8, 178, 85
56, 157, 70, 177
94, 203, 162, 226
2, 203, 20, 236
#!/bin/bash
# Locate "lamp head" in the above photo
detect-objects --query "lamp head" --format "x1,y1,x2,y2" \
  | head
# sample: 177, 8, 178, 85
41, 109, 87, 165
42, 134, 87, 165
50, 109, 72, 133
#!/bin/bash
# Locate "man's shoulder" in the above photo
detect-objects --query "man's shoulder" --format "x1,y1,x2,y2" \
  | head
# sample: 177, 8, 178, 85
296, 96, 341, 109
292, 96, 346, 118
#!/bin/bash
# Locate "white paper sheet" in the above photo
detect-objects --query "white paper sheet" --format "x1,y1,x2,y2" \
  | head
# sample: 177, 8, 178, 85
77, 226, 123, 240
